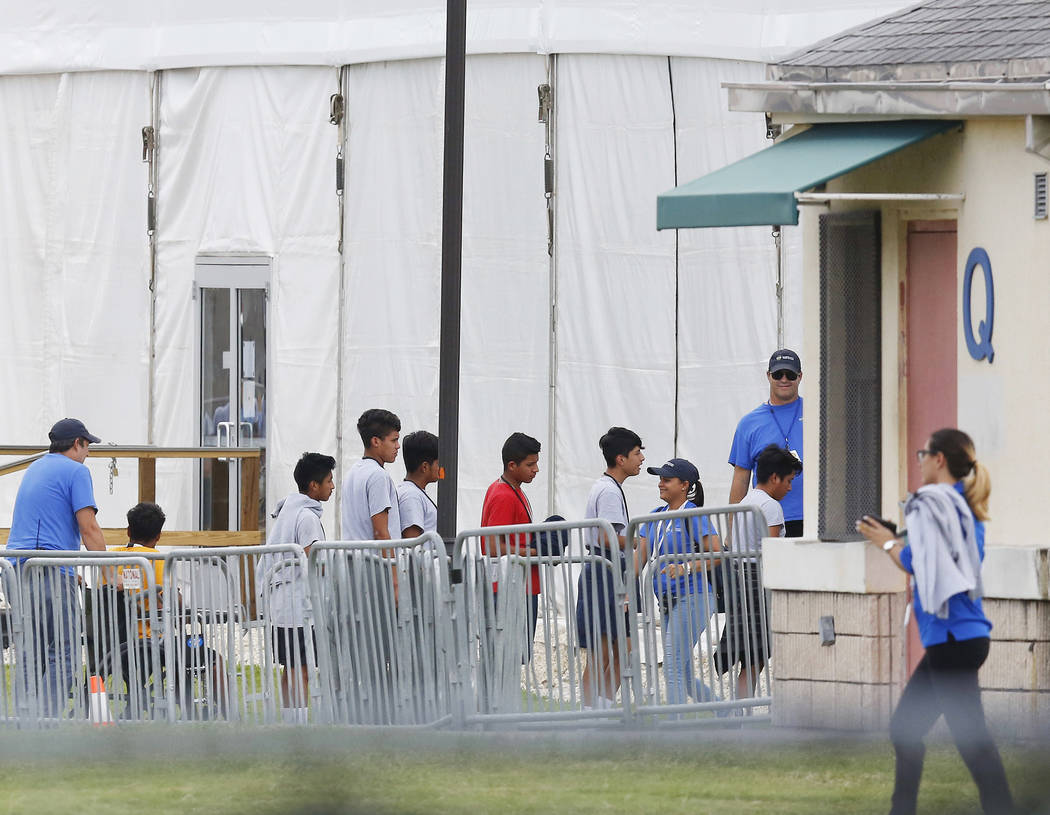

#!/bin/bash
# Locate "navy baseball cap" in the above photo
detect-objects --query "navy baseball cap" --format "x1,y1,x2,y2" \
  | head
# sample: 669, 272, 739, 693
532, 515, 568, 557
48, 418, 101, 444
768, 349, 801, 374
647, 458, 700, 483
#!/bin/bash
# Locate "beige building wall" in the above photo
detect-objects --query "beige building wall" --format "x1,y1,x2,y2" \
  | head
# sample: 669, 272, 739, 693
801, 117, 1050, 546
783, 118, 1050, 731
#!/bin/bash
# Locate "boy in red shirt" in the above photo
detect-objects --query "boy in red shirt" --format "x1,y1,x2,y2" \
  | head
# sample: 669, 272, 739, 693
480, 432, 541, 659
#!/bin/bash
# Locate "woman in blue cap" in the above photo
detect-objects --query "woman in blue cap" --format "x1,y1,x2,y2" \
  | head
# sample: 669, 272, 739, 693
642, 457, 721, 707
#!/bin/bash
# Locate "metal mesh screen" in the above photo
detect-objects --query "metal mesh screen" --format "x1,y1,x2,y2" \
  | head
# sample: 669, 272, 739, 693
818, 211, 881, 540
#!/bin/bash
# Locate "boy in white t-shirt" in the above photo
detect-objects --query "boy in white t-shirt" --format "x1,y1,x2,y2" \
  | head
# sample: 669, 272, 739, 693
576, 426, 646, 708
397, 430, 439, 540
738, 444, 802, 544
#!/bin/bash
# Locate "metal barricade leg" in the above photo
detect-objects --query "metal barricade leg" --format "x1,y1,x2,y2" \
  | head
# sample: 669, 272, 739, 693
17, 568, 43, 723
661, 590, 718, 708
39, 569, 80, 720
577, 561, 621, 710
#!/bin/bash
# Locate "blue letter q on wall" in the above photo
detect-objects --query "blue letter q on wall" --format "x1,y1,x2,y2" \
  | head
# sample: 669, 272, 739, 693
963, 247, 994, 363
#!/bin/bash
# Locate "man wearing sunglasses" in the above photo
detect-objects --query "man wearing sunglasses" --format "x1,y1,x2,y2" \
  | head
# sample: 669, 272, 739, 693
728, 350, 804, 537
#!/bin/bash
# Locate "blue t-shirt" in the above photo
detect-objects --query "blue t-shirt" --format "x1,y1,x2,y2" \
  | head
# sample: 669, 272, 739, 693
898, 481, 992, 647
7, 453, 97, 552
729, 399, 803, 522
643, 502, 715, 598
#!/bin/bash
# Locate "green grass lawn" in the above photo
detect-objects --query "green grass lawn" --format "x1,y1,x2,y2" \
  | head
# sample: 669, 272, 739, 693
0, 727, 1047, 814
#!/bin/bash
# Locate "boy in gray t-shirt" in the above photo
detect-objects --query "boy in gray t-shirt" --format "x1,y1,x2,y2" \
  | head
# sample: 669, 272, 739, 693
341, 409, 402, 542
336, 409, 403, 722
258, 452, 335, 723
396, 430, 439, 540
576, 427, 646, 708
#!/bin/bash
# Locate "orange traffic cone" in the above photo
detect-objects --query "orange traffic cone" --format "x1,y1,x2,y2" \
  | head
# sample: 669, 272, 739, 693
88, 675, 114, 726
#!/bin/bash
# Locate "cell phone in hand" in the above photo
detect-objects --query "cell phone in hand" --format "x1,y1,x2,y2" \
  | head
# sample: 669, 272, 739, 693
868, 516, 897, 535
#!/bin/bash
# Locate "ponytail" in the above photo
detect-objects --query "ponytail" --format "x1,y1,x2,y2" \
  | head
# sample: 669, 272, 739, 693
687, 479, 705, 507
964, 460, 991, 522
929, 428, 990, 521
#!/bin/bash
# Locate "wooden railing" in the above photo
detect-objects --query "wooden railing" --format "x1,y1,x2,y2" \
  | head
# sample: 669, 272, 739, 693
0, 529, 262, 548
0, 445, 264, 538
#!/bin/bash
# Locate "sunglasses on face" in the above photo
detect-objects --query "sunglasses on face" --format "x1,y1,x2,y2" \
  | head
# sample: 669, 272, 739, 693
770, 370, 798, 381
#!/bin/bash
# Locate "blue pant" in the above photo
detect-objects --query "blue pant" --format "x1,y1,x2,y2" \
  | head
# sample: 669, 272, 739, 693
661, 590, 718, 706
21, 570, 79, 717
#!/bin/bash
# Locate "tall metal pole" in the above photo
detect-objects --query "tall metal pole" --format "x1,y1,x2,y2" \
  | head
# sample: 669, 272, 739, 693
437, 0, 466, 553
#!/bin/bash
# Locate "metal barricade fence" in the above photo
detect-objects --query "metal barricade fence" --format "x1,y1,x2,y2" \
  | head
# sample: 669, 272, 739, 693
452, 519, 636, 729
0, 558, 24, 723
255, 544, 319, 724
626, 505, 773, 725
162, 545, 307, 725
0, 550, 164, 726
308, 533, 453, 727
0, 508, 778, 731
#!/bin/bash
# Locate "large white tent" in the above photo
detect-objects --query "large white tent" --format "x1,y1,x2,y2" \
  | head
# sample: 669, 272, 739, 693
0, 1, 911, 534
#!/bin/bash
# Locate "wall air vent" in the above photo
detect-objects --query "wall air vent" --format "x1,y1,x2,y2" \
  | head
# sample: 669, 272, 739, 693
1036, 172, 1048, 220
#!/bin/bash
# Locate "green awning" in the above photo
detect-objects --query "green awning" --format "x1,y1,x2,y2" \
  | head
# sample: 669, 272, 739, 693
656, 120, 961, 230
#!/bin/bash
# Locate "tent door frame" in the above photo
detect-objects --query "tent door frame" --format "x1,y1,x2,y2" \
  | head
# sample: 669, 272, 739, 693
194, 254, 271, 531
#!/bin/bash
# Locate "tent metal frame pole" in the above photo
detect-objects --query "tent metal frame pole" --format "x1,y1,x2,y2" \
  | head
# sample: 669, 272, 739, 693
146, 71, 161, 446
437, 0, 467, 552
335, 65, 349, 536
545, 53, 558, 517
667, 56, 680, 456
773, 225, 784, 349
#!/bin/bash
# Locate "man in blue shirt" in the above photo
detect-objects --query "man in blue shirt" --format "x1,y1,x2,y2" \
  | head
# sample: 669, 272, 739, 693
728, 350, 804, 537
8, 418, 107, 716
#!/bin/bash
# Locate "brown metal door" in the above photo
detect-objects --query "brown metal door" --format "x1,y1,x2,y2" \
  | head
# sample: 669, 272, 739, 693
906, 220, 958, 491
903, 219, 958, 675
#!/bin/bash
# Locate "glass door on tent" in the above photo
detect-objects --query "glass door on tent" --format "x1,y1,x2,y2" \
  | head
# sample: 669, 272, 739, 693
196, 256, 270, 531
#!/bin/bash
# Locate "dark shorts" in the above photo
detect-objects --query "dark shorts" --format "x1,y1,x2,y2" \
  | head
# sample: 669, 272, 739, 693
575, 558, 633, 649
713, 562, 771, 673
272, 627, 314, 668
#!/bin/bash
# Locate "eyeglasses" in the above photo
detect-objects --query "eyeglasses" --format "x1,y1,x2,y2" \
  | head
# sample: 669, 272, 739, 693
770, 370, 798, 381
915, 448, 937, 463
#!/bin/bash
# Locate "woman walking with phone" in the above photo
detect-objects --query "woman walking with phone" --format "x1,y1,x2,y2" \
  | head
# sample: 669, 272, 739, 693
857, 428, 1014, 815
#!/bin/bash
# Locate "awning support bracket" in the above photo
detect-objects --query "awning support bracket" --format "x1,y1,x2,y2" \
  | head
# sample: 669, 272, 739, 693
795, 192, 964, 205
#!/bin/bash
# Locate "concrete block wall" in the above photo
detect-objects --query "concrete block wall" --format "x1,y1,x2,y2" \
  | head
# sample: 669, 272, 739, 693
770, 590, 906, 729
979, 599, 1050, 740
770, 591, 1050, 737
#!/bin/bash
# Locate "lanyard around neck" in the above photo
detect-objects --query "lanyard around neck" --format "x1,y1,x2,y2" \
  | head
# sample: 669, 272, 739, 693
499, 477, 533, 521
405, 479, 437, 509
603, 472, 629, 518
767, 399, 801, 447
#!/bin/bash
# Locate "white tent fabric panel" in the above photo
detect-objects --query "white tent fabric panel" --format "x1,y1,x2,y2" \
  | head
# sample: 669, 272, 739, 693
154, 67, 341, 529
0, 53, 810, 542
0, 72, 150, 528
0, 75, 62, 440
0, 1, 916, 74
459, 54, 552, 529
670, 57, 804, 508
340, 58, 445, 529
553, 55, 678, 521
341, 54, 551, 533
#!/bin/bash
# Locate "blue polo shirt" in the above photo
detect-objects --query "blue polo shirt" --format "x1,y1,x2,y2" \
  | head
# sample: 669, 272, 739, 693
7, 453, 97, 553
899, 481, 991, 647
729, 398, 803, 522
642, 502, 715, 598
